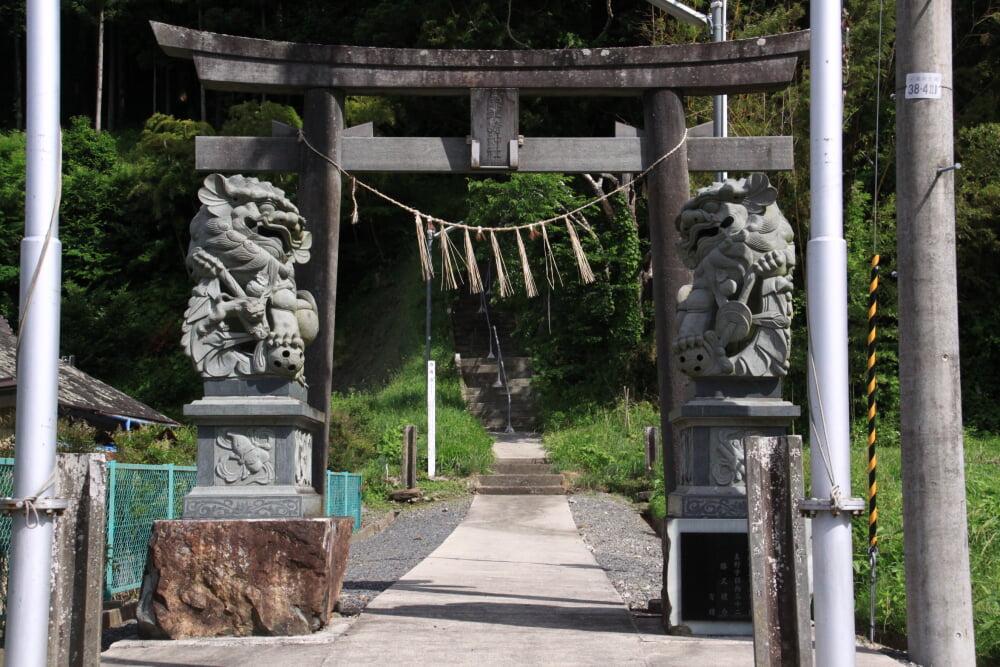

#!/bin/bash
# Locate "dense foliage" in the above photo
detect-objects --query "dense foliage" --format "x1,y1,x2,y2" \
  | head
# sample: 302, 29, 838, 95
465, 174, 649, 421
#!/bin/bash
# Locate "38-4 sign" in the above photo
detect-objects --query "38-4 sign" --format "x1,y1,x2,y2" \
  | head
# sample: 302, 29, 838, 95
905, 73, 942, 99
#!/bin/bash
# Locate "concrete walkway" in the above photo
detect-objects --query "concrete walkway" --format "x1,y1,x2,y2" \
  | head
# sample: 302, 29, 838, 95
101, 434, 906, 666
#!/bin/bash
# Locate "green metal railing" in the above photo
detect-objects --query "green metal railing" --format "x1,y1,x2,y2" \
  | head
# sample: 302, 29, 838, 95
326, 471, 363, 531
0, 459, 13, 624
104, 462, 197, 596
0, 459, 364, 603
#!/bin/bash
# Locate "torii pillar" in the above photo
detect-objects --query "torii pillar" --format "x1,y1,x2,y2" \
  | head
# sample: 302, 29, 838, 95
297, 89, 345, 489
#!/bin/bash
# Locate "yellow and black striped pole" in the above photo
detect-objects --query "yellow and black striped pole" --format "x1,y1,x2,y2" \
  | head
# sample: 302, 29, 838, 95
867, 254, 880, 642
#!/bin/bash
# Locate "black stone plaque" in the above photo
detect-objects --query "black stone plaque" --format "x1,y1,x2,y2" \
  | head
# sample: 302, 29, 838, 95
680, 532, 751, 622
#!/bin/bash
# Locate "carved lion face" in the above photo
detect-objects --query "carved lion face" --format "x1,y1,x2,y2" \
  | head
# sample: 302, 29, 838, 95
200, 174, 312, 259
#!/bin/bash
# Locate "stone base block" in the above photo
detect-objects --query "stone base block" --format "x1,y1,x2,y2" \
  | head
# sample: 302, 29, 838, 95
663, 518, 752, 636
182, 486, 323, 519
138, 517, 352, 639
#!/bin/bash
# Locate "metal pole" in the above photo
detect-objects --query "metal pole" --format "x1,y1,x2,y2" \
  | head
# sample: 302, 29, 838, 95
896, 0, 976, 661
5, 0, 62, 661
808, 3, 855, 665
711, 0, 728, 183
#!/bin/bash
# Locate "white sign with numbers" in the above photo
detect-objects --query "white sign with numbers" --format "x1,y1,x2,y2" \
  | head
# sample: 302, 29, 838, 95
905, 73, 942, 99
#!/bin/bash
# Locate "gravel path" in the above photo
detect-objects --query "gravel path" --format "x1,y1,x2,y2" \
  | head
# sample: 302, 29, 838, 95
339, 491, 662, 616
566, 493, 663, 611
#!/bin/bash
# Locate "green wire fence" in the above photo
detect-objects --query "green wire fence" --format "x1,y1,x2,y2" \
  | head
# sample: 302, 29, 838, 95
0, 459, 362, 611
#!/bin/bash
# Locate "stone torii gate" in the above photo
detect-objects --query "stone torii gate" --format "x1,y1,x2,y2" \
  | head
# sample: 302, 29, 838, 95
153, 21, 807, 495
153, 24, 808, 629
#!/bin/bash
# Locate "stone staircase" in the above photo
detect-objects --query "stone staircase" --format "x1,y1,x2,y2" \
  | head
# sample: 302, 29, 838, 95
477, 457, 565, 495
451, 281, 537, 432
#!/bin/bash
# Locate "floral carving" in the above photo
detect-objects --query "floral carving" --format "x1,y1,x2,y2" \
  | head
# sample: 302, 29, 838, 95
295, 430, 312, 487
710, 429, 747, 487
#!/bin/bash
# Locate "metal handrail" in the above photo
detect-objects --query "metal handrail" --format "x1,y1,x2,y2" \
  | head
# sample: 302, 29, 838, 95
480, 262, 496, 359
491, 325, 514, 434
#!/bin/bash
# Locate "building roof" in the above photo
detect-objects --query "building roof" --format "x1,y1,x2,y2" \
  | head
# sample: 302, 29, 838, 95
0, 318, 178, 427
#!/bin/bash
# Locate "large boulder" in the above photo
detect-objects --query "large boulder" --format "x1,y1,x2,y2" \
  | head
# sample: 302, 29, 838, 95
138, 517, 353, 638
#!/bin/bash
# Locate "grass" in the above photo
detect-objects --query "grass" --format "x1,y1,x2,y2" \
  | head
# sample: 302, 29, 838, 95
851, 428, 1000, 664
328, 349, 493, 512
542, 399, 663, 501
326, 252, 493, 513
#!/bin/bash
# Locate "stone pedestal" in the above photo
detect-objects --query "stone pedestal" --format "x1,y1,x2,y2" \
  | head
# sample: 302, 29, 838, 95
663, 378, 799, 634
183, 378, 324, 519
669, 378, 800, 519
137, 517, 353, 638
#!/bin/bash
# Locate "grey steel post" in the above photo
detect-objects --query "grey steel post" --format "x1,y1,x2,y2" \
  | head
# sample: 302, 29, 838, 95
808, 2, 855, 663
5, 0, 63, 661
896, 0, 976, 662
711, 0, 728, 183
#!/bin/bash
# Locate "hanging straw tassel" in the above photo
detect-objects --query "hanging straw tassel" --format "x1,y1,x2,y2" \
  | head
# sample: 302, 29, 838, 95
463, 228, 484, 294
415, 214, 432, 281
541, 224, 562, 289
565, 220, 596, 283
490, 231, 513, 298
439, 225, 462, 290
349, 177, 360, 224
515, 229, 538, 298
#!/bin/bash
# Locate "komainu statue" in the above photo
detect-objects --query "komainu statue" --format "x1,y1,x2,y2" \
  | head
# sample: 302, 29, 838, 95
181, 174, 318, 384
673, 173, 794, 377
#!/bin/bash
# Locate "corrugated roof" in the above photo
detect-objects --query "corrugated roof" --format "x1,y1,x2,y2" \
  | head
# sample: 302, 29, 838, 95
0, 317, 178, 426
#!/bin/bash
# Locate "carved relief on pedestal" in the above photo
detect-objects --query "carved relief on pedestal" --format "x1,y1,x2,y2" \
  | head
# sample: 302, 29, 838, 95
710, 428, 747, 487
294, 429, 313, 487
214, 428, 275, 485
679, 429, 695, 485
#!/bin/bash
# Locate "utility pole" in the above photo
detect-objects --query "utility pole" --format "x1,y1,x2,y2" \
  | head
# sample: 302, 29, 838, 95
896, 0, 976, 663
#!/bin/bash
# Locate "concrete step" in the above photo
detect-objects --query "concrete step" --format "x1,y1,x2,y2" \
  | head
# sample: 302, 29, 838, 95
466, 407, 538, 430
460, 357, 533, 376
464, 400, 537, 413
494, 457, 550, 465
478, 473, 564, 488
490, 462, 555, 474
462, 383, 533, 401
476, 486, 566, 495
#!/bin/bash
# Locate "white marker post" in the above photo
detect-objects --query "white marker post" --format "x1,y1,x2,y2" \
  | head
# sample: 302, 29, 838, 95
427, 360, 436, 478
